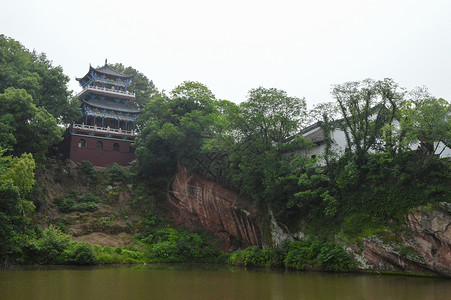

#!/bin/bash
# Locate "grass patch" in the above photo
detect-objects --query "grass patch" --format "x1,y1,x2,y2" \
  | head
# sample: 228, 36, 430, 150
93, 245, 146, 264
56, 192, 100, 213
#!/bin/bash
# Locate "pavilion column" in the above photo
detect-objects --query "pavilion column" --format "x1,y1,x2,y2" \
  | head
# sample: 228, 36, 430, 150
102, 117, 104, 127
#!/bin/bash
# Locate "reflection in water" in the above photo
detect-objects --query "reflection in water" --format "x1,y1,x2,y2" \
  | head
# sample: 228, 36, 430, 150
0, 265, 449, 300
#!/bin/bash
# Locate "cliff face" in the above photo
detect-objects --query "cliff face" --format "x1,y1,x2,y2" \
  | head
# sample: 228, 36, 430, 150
166, 168, 450, 275
167, 168, 261, 251
350, 203, 451, 277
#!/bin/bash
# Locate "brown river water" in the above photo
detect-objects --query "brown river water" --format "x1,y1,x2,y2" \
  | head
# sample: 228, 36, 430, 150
0, 265, 449, 300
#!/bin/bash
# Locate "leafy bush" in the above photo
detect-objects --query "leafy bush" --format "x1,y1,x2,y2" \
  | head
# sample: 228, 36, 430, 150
56, 193, 99, 213
284, 238, 322, 270
317, 243, 352, 271
78, 193, 100, 203
228, 237, 352, 272
93, 245, 145, 264
229, 246, 284, 267
67, 242, 97, 265
107, 164, 126, 183
72, 202, 99, 212
56, 197, 76, 213
20, 226, 96, 265
34, 226, 72, 264
77, 160, 96, 177
138, 227, 223, 263
341, 213, 382, 238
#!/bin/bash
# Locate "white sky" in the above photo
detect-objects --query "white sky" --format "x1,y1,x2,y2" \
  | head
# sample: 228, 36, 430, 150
1, 0, 450, 107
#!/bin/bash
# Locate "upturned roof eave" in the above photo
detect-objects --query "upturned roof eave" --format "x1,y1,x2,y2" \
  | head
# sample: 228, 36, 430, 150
91, 65, 135, 79
76, 65, 135, 82
82, 100, 142, 114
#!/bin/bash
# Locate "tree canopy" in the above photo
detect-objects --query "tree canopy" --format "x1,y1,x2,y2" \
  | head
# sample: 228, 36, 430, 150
135, 81, 217, 177
399, 90, 451, 156
110, 63, 159, 109
0, 34, 81, 124
331, 78, 405, 164
0, 88, 62, 161
0, 148, 36, 261
239, 87, 307, 149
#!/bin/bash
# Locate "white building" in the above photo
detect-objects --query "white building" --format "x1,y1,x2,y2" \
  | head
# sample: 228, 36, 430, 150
300, 121, 451, 163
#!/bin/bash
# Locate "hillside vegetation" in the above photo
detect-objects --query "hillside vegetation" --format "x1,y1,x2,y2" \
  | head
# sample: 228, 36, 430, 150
1, 35, 450, 272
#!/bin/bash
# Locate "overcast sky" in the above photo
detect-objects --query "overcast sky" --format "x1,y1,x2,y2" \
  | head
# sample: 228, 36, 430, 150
2, 0, 450, 107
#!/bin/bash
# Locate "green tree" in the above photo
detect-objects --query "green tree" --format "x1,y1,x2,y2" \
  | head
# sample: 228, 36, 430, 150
209, 87, 311, 216
331, 78, 404, 165
0, 88, 62, 161
0, 34, 81, 124
110, 63, 159, 109
239, 87, 307, 149
135, 81, 217, 177
399, 90, 450, 156
0, 148, 36, 262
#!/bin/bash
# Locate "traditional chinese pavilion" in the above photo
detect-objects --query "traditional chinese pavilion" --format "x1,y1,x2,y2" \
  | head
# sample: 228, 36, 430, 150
60, 63, 141, 167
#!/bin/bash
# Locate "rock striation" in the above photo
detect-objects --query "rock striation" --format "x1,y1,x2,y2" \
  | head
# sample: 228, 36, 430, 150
166, 167, 451, 276
167, 167, 261, 251
351, 203, 451, 277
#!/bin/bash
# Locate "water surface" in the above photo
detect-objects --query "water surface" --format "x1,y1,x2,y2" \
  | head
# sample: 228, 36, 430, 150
0, 265, 449, 300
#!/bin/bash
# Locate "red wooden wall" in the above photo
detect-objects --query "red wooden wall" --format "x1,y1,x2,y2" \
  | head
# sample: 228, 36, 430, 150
67, 135, 135, 167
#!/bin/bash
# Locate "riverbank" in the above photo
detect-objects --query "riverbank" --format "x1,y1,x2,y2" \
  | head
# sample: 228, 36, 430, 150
1, 159, 446, 278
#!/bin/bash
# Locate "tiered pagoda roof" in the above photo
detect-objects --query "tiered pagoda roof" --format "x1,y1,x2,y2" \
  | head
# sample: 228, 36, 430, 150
83, 98, 141, 113
74, 63, 142, 124
61, 62, 141, 167
76, 65, 134, 82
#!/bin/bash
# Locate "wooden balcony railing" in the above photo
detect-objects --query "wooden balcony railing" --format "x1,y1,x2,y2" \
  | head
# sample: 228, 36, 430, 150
72, 123, 138, 136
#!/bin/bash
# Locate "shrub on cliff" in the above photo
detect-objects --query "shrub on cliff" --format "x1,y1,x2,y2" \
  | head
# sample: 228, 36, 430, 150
20, 226, 97, 265
284, 238, 322, 270
56, 192, 99, 213
107, 164, 128, 183
66, 242, 97, 265
93, 246, 145, 264
229, 246, 284, 267
77, 161, 96, 178
284, 237, 352, 271
139, 227, 223, 263
229, 237, 351, 271
317, 243, 352, 271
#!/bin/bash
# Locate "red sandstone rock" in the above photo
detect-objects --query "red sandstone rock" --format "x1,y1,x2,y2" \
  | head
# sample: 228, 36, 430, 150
359, 203, 451, 277
167, 167, 261, 251
167, 168, 451, 275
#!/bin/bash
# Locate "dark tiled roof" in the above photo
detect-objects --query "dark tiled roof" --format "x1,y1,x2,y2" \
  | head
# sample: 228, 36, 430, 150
84, 99, 141, 114
300, 121, 322, 134
299, 104, 384, 144
299, 121, 325, 143
93, 65, 134, 79
303, 127, 325, 144
76, 65, 135, 82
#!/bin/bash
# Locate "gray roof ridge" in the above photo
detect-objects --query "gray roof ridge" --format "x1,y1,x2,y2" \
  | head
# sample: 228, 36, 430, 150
92, 65, 135, 79
83, 99, 141, 114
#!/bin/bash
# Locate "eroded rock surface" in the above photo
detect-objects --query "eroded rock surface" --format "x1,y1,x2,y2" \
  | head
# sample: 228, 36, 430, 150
354, 203, 451, 277
167, 168, 261, 251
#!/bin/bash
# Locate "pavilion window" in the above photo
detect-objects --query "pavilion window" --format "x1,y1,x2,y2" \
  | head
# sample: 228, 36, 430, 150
113, 143, 120, 152
78, 139, 86, 148
96, 141, 103, 150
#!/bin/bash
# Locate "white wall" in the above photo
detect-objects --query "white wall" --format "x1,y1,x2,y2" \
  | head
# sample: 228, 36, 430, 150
302, 126, 450, 163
